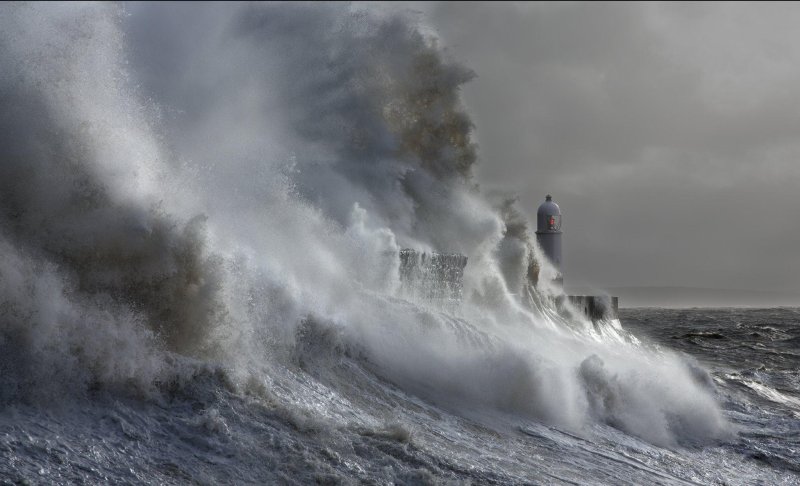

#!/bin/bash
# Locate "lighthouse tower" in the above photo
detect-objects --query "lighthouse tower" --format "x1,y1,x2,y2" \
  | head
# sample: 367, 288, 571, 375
536, 194, 563, 282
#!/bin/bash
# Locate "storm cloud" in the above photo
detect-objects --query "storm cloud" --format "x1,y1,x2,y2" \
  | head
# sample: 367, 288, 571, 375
425, 2, 800, 293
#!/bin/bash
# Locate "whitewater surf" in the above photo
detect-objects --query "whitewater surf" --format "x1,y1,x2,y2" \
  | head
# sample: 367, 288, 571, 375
0, 3, 797, 484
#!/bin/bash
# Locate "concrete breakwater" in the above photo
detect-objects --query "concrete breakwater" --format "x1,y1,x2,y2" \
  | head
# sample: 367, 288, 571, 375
399, 249, 468, 302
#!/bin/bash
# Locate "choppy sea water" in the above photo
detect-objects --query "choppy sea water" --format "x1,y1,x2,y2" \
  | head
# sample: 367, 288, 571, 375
622, 307, 800, 481
1, 307, 798, 485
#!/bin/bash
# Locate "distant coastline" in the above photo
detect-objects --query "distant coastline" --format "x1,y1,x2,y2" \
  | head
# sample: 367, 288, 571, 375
566, 286, 800, 309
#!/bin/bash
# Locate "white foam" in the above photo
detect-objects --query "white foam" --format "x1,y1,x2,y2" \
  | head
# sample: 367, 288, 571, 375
0, 2, 732, 447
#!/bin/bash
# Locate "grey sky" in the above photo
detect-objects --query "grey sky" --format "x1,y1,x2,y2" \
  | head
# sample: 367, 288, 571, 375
118, 2, 799, 294
419, 2, 800, 292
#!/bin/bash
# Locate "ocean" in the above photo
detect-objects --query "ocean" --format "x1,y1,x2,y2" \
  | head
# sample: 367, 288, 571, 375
1, 308, 798, 485
1, 3, 799, 485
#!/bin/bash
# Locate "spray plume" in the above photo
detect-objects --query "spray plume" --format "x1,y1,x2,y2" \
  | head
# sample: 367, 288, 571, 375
0, 3, 731, 447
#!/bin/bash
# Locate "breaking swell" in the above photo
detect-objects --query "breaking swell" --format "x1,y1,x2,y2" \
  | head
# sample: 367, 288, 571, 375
0, 3, 746, 483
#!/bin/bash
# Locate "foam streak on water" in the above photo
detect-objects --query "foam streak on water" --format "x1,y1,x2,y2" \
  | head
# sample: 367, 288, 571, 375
0, 3, 796, 484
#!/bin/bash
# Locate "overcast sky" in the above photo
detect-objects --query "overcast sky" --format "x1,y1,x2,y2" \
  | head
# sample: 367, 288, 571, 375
410, 2, 800, 292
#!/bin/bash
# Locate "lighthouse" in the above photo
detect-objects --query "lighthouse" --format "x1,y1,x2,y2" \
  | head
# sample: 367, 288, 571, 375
532, 193, 618, 321
536, 194, 563, 279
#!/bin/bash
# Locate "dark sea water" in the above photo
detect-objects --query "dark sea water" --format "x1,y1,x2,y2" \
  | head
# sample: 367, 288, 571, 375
1, 307, 798, 485
621, 307, 800, 480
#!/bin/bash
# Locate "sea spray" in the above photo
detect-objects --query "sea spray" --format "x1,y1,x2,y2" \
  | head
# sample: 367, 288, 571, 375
0, 2, 733, 449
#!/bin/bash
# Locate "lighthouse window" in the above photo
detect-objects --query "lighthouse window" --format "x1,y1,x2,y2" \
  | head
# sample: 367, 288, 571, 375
547, 215, 561, 231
